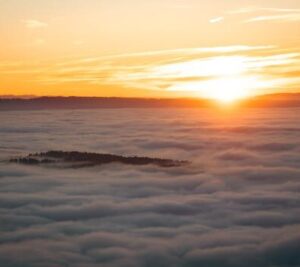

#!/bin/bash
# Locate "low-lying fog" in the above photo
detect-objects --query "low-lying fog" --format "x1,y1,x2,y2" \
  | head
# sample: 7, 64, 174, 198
0, 108, 300, 267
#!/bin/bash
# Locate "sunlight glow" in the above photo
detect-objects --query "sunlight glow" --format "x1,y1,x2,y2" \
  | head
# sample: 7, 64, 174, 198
102, 51, 300, 102
167, 75, 268, 103
204, 76, 257, 103
159, 56, 267, 103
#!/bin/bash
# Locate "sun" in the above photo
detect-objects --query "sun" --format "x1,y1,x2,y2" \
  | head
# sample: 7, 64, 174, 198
192, 57, 255, 103
206, 76, 255, 103
167, 75, 259, 103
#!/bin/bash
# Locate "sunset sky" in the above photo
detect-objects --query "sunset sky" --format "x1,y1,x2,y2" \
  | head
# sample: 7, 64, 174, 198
1, 0, 300, 100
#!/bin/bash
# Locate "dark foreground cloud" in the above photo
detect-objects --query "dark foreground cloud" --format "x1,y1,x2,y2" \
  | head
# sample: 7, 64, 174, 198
0, 108, 299, 267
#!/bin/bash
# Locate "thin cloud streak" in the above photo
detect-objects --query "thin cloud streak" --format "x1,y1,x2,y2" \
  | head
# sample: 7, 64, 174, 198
244, 13, 300, 23
63, 45, 274, 64
225, 6, 300, 23
228, 7, 300, 14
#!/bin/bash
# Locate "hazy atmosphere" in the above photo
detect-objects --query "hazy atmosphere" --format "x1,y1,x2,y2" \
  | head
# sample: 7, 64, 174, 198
1, 1, 300, 267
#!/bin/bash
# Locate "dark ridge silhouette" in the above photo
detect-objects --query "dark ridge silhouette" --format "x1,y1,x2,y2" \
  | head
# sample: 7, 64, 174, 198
0, 97, 212, 110
241, 93, 300, 108
1, 94, 300, 110
10, 151, 188, 168
0, 95, 37, 99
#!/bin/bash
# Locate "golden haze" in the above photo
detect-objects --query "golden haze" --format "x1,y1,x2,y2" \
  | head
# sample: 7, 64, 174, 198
0, 0, 300, 101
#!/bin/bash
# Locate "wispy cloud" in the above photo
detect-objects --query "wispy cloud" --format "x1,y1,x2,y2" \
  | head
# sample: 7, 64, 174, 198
244, 13, 300, 23
68, 45, 274, 62
106, 51, 300, 98
23, 19, 48, 29
40, 46, 300, 98
209, 17, 224, 24
1, 45, 300, 98
225, 6, 300, 23
229, 7, 300, 14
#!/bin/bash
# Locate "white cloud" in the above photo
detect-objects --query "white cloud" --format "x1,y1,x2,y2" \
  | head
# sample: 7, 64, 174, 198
209, 16, 224, 24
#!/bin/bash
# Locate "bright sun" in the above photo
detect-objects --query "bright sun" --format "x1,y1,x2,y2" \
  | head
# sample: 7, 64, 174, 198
206, 76, 257, 103
191, 57, 254, 103
158, 56, 272, 103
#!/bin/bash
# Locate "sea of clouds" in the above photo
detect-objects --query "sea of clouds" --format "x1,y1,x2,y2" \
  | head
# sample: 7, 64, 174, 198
0, 108, 300, 267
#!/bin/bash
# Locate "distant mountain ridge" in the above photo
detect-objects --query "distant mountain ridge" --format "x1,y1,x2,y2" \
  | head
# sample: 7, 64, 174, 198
0, 94, 300, 110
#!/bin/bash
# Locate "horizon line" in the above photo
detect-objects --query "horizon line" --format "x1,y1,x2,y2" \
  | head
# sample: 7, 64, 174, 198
1, 92, 300, 100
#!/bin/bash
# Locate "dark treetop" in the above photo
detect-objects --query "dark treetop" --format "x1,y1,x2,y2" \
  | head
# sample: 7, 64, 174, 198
10, 151, 188, 168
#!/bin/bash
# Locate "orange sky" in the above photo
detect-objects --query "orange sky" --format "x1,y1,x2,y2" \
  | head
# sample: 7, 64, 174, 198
0, 0, 300, 100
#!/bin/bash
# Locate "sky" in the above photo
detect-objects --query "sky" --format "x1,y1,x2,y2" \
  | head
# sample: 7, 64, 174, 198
0, 0, 300, 99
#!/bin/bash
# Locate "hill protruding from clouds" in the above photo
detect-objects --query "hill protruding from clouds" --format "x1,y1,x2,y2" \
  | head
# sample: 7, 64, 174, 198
10, 151, 188, 168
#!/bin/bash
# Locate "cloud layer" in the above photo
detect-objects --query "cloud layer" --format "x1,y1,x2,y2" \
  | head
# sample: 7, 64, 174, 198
0, 108, 300, 266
